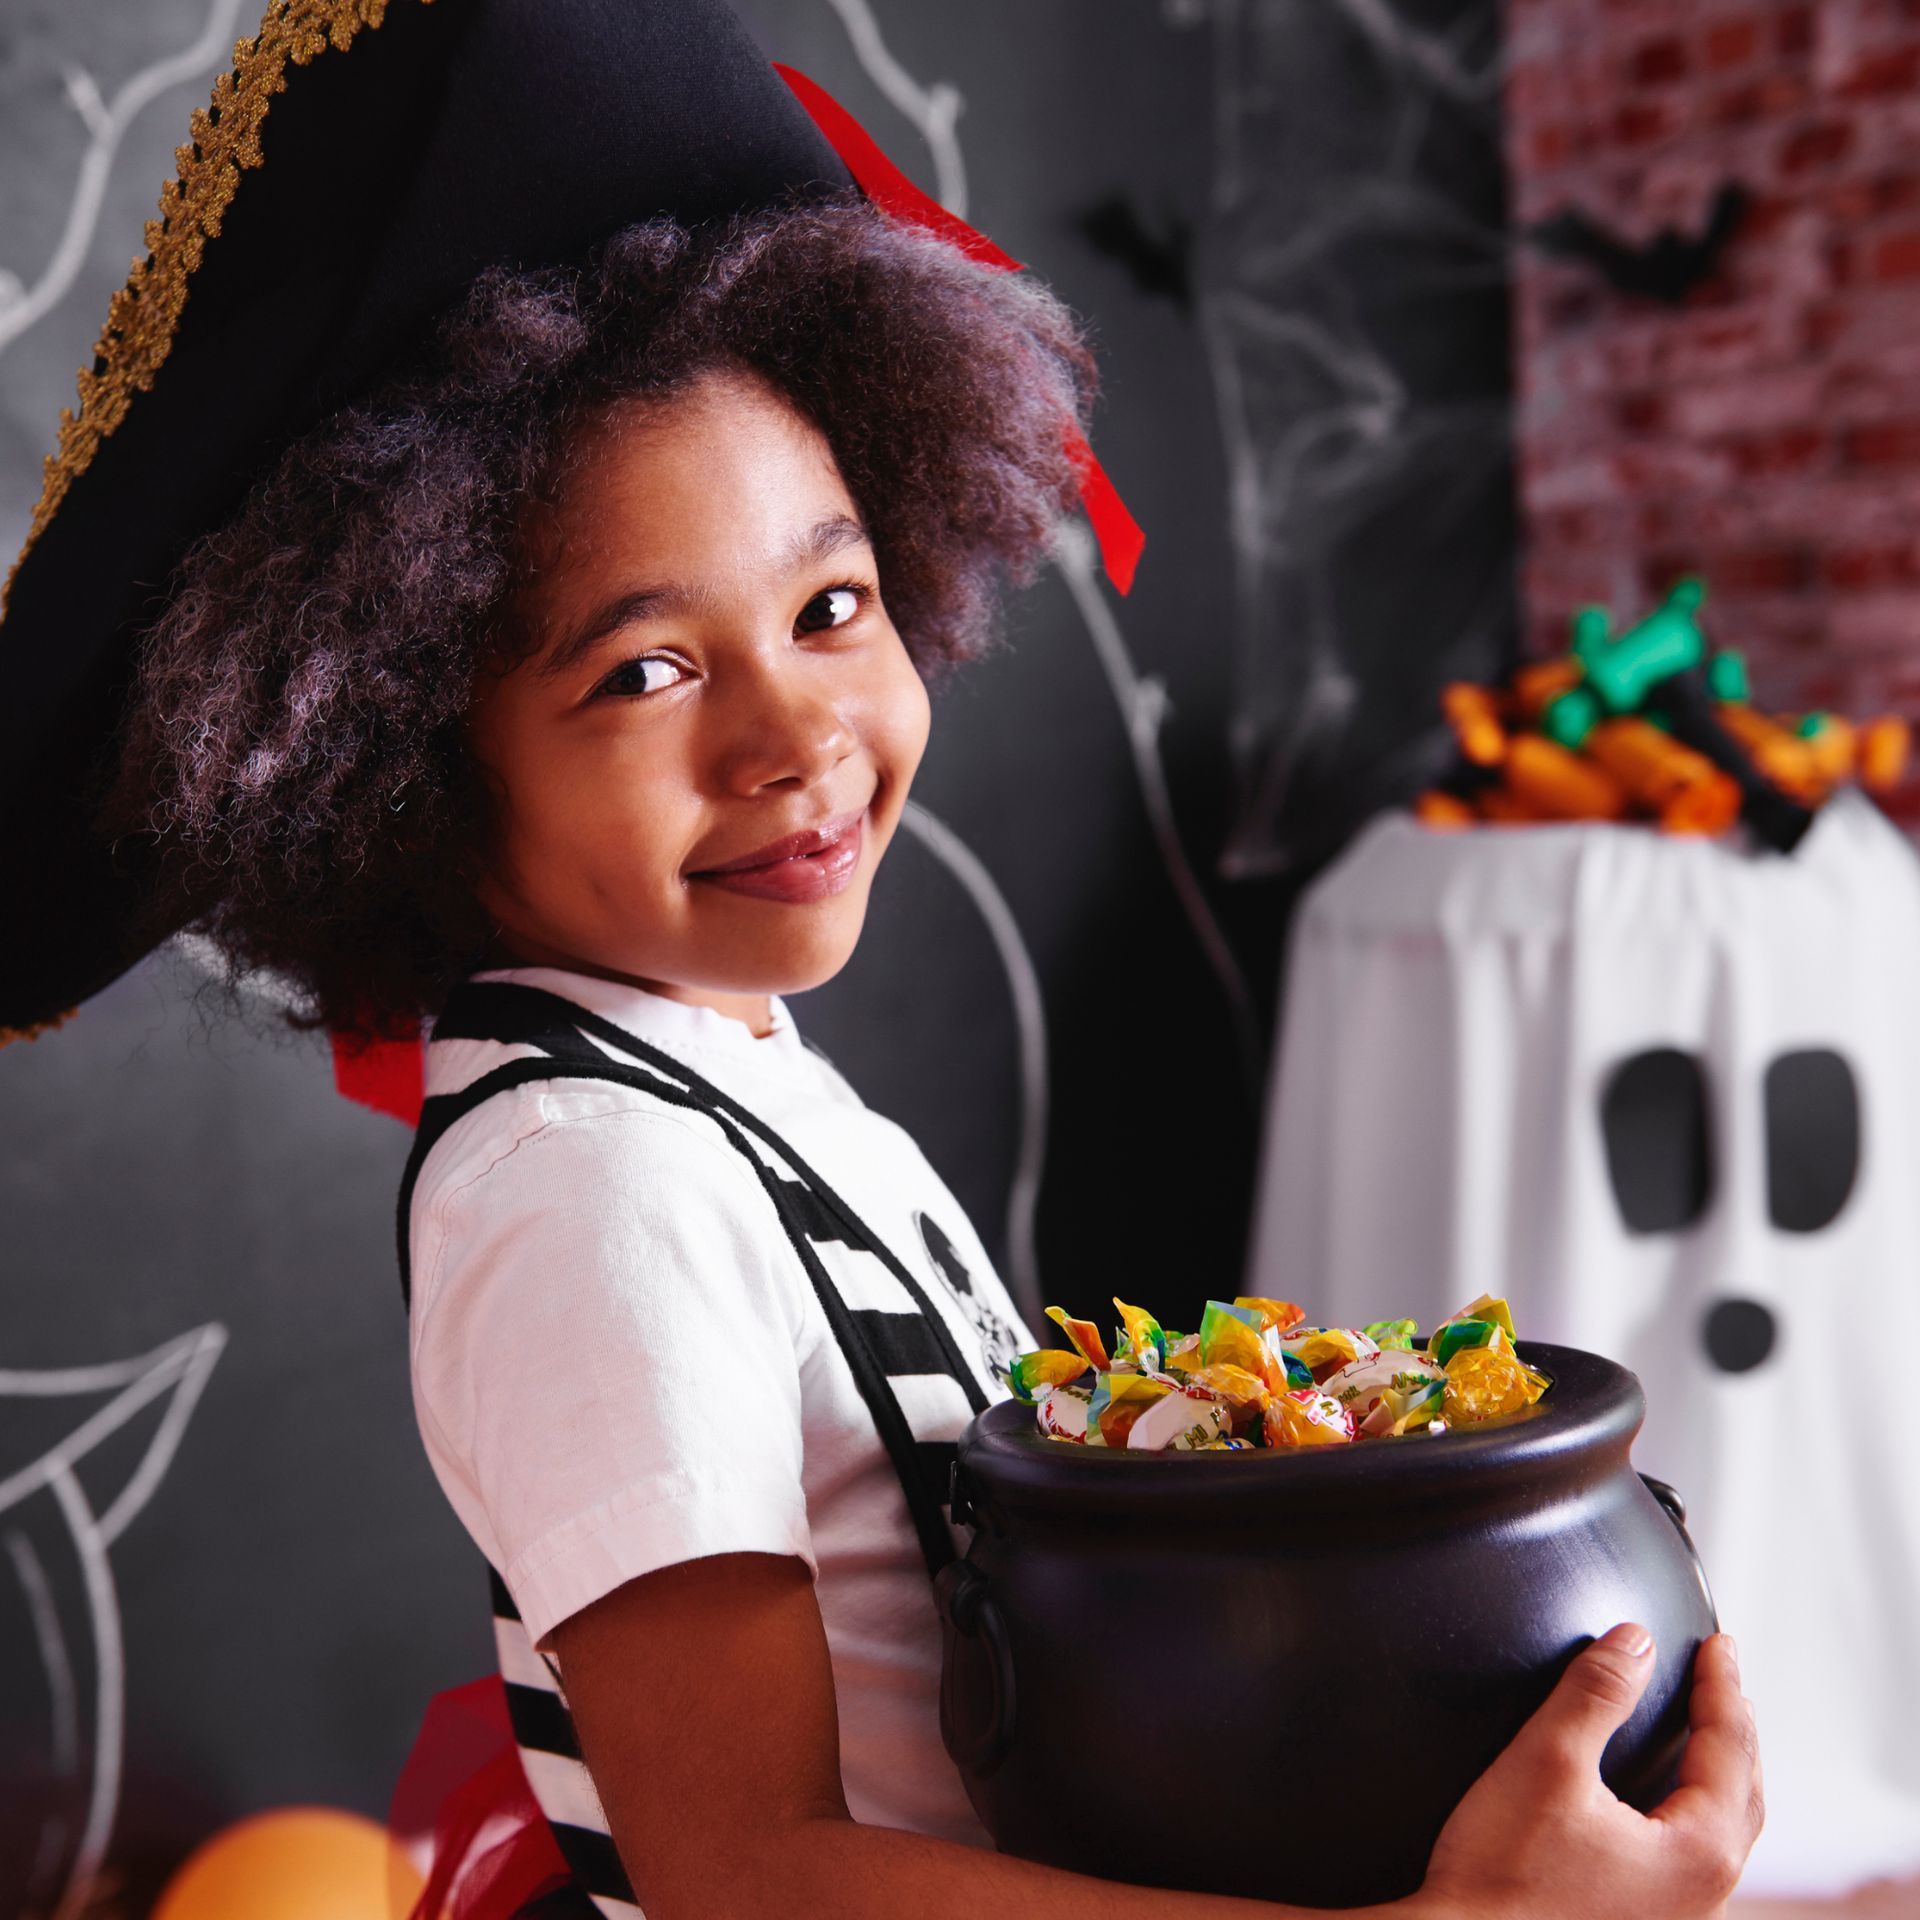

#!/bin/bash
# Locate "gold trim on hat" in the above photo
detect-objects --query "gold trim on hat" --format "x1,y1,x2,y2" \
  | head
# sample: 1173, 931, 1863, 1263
1, 0, 432, 621
0, 1005, 80, 1051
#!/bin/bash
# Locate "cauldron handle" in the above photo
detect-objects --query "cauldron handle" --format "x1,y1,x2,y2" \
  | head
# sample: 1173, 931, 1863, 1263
1640, 1474, 1686, 1526
935, 1560, 1017, 1777
1640, 1473, 1720, 1629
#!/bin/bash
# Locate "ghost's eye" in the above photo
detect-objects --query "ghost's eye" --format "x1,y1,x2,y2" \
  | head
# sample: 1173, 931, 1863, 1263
1764, 1048, 1858, 1233
1601, 1047, 1714, 1234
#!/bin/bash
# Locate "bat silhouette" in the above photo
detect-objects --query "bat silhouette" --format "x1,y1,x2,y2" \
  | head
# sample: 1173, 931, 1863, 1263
1528, 182, 1749, 305
1074, 193, 1195, 311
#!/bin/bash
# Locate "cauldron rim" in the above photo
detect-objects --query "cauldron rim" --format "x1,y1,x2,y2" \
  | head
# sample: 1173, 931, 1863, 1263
960, 1341, 1644, 1519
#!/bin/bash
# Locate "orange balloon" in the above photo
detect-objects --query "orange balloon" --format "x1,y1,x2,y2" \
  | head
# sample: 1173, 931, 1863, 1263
153, 1805, 428, 1920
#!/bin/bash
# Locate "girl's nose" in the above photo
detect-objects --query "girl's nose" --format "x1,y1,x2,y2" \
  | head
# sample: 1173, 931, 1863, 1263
717, 648, 860, 794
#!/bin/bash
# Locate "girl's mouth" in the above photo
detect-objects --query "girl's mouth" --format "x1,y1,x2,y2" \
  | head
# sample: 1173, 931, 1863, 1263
691, 814, 864, 902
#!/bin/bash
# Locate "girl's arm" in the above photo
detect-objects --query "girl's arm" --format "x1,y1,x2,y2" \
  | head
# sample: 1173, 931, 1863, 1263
551, 1552, 1762, 1920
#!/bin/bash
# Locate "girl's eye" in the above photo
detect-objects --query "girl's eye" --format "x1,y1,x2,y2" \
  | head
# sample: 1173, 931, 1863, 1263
591, 582, 874, 700
795, 581, 873, 634
594, 654, 687, 700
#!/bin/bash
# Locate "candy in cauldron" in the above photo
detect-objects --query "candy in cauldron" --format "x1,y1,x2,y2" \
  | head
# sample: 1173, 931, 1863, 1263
937, 1342, 1715, 1909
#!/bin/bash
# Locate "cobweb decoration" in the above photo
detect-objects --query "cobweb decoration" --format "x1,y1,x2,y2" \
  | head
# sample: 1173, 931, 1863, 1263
1189, 0, 1520, 878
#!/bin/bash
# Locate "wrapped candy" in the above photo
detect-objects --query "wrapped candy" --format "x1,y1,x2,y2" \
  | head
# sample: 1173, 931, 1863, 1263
1265, 1388, 1357, 1448
1087, 1371, 1176, 1447
1357, 1380, 1448, 1438
1112, 1298, 1169, 1375
1046, 1306, 1110, 1371
1322, 1349, 1446, 1430
1162, 1331, 1204, 1374
1037, 1381, 1093, 1442
1182, 1362, 1272, 1437
1442, 1345, 1550, 1427
1199, 1300, 1270, 1377
1232, 1295, 1307, 1335
1363, 1318, 1419, 1352
1127, 1389, 1232, 1452
1017, 1296, 1552, 1451
1280, 1325, 1380, 1383
1009, 1349, 1089, 1404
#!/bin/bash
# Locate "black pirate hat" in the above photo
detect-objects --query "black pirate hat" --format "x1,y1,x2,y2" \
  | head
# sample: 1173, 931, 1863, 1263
0, 0, 1141, 1048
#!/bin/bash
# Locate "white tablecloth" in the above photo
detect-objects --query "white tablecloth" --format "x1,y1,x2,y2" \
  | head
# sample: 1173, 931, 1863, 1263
1246, 790, 1920, 1895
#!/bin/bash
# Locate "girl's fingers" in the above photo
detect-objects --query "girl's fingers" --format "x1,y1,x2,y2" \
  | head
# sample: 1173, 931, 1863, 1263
1517, 1622, 1659, 1775
1655, 1635, 1763, 1847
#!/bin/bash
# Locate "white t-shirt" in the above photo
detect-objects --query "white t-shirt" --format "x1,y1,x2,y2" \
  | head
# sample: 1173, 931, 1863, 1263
406, 963, 1027, 1845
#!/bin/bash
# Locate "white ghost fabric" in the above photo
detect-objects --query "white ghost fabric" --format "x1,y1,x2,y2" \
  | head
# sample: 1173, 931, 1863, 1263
1245, 791, 1920, 1897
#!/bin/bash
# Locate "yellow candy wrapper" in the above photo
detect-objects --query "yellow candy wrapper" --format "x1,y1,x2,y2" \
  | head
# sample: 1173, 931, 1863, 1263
1280, 1325, 1379, 1383
1088, 1371, 1176, 1448
1182, 1362, 1272, 1436
1264, 1388, 1358, 1448
1441, 1344, 1550, 1427
1199, 1300, 1269, 1378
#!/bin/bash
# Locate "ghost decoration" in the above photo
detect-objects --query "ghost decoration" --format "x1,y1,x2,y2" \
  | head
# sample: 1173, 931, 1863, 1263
1244, 789, 1920, 1898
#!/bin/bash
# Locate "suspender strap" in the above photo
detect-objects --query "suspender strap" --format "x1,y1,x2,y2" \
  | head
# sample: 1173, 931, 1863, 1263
395, 978, 985, 1579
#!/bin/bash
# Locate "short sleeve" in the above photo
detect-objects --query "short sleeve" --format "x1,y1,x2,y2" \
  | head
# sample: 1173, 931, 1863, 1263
411, 1105, 816, 1650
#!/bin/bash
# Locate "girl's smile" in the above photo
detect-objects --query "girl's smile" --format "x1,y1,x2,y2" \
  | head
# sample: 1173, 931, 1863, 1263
463, 362, 931, 1035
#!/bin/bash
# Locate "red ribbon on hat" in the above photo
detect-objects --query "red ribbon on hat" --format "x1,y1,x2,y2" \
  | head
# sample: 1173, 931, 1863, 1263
387, 1673, 576, 1920
772, 61, 1145, 599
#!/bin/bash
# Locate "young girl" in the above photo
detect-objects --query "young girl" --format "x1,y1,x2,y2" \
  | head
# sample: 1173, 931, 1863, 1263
28, 8, 1758, 1918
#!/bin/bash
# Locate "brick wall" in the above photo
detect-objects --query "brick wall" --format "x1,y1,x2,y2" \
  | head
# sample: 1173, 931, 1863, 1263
1503, 0, 1920, 802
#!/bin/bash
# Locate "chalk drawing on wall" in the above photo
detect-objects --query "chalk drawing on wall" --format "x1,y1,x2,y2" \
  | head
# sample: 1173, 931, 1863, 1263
1, 1325, 227, 1920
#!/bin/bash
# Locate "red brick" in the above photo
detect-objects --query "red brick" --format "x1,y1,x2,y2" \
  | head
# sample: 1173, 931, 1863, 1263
1779, 120, 1855, 174
1726, 424, 1830, 476
1869, 230, 1920, 281
1613, 98, 1678, 146
1530, 122, 1578, 170
1823, 545, 1920, 591
1712, 545, 1820, 594
1702, 17, 1762, 70
1835, 45, 1920, 99
1829, 592, 1920, 653
1843, 418, 1920, 466
1707, 73, 1809, 124
1617, 390, 1667, 432
1629, 34, 1690, 84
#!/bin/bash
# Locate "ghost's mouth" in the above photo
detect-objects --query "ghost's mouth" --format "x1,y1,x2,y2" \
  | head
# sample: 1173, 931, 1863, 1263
1701, 1297, 1776, 1374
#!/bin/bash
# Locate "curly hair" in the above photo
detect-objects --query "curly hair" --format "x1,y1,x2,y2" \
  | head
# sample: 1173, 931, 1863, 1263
93, 188, 1099, 1045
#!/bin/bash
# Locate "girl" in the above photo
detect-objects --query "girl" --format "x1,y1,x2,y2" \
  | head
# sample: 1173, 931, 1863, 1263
24, 5, 1758, 1916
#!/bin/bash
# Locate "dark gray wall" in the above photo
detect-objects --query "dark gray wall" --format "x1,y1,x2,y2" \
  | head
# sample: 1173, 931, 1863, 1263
0, 1, 1514, 1911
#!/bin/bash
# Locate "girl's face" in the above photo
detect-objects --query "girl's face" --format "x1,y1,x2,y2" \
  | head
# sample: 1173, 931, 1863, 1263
464, 365, 931, 1034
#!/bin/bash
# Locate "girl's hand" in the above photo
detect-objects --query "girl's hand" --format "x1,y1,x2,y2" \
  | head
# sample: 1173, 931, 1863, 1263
1421, 1625, 1763, 1920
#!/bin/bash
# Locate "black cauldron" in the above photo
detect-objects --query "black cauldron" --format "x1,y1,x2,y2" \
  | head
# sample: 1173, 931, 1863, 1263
937, 1342, 1715, 1909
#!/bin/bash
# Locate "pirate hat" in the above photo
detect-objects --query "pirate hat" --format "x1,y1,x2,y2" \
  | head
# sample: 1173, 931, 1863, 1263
0, 0, 1141, 1048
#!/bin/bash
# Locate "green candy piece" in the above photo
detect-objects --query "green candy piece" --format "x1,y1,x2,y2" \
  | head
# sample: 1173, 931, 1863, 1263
1796, 710, 1832, 741
1575, 577, 1707, 715
1364, 1318, 1420, 1352
1542, 685, 1601, 749
1431, 1319, 1499, 1367
1709, 649, 1750, 704
1008, 1349, 1087, 1405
